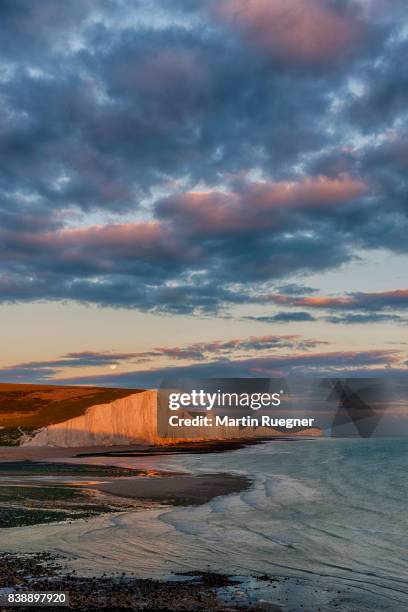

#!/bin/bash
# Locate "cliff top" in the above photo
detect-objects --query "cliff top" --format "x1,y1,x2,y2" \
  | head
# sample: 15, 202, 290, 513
0, 383, 143, 430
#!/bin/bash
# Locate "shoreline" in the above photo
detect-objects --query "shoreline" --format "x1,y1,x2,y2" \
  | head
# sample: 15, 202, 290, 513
0, 552, 285, 611
0, 550, 381, 612
0, 441, 405, 610
0, 439, 285, 525
0, 438, 318, 529
0, 437, 305, 463
90, 472, 252, 506
0, 443, 254, 527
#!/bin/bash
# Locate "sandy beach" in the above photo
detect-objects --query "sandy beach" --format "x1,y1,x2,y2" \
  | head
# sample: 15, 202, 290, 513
0, 444, 253, 528
91, 472, 251, 506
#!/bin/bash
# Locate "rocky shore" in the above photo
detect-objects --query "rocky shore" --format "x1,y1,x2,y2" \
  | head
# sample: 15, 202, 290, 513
0, 553, 282, 611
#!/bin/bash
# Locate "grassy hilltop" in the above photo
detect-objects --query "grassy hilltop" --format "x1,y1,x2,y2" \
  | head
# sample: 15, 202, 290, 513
0, 383, 141, 445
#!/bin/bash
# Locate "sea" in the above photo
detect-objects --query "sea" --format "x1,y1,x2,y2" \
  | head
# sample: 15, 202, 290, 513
1, 438, 408, 610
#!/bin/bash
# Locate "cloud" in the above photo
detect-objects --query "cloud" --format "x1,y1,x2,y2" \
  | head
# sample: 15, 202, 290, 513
214, 0, 364, 67
156, 176, 368, 235
346, 39, 408, 131
262, 289, 408, 312
325, 313, 405, 324
4, 347, 403, 386
245, 289, 408, 326
0, 174, 370, 312
0, 0, 406, 317
246, 312, 317, 323
0, 350, 144, 382
0, 0, 94, 60
55, 348, 405, 388
0, 333, 326, 382
275, 284, 318, 296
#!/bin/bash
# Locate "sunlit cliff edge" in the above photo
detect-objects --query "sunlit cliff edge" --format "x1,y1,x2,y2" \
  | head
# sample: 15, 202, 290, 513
21, 390, 321, 447
23, 391, 161, 447
0, 384, 321, 447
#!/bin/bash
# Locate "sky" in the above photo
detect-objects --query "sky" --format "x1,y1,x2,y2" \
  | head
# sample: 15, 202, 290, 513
0, 0, 408, 387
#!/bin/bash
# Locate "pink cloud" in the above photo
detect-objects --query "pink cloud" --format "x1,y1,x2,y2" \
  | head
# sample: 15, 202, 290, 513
152, 334, 325, 361
215, 0, 362, 66
4, 221, 199, 265
159, 176, 368, 234
270, 294, 355, 308
0, 176, 367, 271
262, 289, 408, 310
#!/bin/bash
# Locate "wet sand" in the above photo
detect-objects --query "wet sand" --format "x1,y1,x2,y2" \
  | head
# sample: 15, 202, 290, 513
91, 473, 252, 506
0, 458, 251, 529
0, 444, 149, 462
0, 437, 296, 463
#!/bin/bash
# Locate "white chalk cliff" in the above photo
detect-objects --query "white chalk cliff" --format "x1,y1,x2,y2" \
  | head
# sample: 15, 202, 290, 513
24, 391, 161, 447
23, 390, 318, 447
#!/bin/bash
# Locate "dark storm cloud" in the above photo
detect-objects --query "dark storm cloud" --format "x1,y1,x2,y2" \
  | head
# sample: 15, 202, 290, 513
0, 0, 407, 315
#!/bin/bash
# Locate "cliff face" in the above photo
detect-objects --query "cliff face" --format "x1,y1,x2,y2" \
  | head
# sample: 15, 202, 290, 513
24, 391, 160, 447
24, 390, 321, 447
